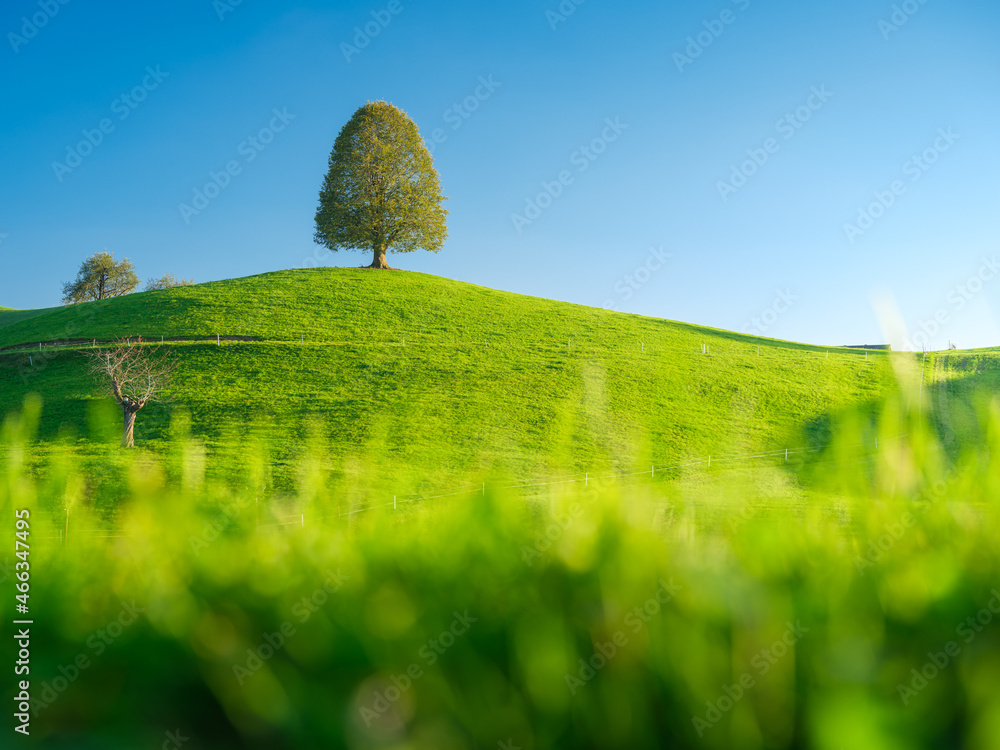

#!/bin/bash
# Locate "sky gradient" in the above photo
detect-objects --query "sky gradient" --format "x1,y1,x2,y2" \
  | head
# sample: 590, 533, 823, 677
2, 0, 998, 350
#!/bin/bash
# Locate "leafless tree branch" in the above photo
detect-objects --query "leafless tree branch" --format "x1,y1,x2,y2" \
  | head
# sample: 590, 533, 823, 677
84, 338, 177, 446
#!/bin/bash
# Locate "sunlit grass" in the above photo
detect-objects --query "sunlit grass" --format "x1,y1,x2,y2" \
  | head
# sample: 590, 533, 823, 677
1, 268, 903, 496
3, 391, 1000, 749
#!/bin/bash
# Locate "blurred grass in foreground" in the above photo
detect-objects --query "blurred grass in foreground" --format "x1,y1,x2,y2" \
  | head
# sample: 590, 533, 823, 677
3, 393, 1000, 750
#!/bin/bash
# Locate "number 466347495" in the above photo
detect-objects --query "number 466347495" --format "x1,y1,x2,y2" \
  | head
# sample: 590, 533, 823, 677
14, 510, 29, 600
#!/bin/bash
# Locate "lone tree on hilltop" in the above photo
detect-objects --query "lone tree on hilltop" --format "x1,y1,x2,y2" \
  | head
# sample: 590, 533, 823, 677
145, 274, 194, 291
62, 251, 139, 304
87, 339, 176, 448
314, 101, 448, 269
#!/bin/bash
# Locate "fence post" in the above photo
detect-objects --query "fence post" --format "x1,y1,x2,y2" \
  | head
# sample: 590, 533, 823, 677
64, 507, 69, 543
918, 351, 925, 418
301, 514, 304, 527
708, 455, 711, 468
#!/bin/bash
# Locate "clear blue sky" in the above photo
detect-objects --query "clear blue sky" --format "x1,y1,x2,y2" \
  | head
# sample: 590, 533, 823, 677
2, 0, 998, 350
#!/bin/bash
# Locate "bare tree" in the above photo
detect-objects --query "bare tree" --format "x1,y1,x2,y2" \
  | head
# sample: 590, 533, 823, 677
145, 274, 194, 291
86, 339, 176, 447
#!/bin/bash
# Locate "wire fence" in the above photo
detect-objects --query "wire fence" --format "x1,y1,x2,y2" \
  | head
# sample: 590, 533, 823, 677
3, 331, 920, 542
19, 432, 910, 543
318, 433, 908, 520
0, 332, 908, 364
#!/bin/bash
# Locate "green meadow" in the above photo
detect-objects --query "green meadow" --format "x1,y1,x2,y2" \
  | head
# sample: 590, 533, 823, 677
2, 269, 998, 748
1, 269, 899, 487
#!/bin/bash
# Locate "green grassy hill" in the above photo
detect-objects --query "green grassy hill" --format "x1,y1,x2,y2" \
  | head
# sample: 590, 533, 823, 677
4, 271, 998, 748
0, 305, 49, 329
1, 269, 905, 493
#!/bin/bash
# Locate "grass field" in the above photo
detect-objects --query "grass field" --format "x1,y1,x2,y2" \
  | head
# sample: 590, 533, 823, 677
2, 270, 998, 748
0, 269, 903, 493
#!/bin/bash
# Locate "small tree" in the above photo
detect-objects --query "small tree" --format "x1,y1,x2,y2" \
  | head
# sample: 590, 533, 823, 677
87, 339, 176, 448
145, 274, 194, 291
62, 251, 139, 304
314, 101, 448, 269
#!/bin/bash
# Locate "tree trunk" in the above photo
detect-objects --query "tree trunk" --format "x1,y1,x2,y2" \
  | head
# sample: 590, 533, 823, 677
369, 245, 393, 269
122, 407, 137, 448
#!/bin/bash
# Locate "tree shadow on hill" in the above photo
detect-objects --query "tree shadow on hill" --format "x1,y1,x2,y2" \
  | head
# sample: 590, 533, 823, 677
792, 364, 998, 493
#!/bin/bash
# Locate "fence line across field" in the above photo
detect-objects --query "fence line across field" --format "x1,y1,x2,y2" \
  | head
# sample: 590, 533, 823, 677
21, 432, 908, 542
0, 334, 914, 365
281, 432, 908, 522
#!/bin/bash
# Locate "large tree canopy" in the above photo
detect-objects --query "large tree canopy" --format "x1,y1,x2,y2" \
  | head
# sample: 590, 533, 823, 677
314, 101, 448, 269
62, 251, 139, 304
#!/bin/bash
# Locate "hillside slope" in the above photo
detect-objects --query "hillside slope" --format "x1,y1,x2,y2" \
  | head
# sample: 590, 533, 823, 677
0, 306, 49, 329
0, 269, 901, 489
